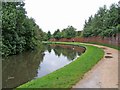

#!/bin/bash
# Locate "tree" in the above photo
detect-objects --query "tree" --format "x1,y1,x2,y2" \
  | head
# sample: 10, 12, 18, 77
53, 29, 62, 39
61, 26, 76, 38
76, 31, 82, 37
51, 26, 77, 39
82, 3, 119, 37
2, 2, 45, 56
47, 31, 52, 40
2, 2, 27, 56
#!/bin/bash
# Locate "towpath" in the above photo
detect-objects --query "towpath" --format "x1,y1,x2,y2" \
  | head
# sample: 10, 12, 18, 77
73, 44, 119, 88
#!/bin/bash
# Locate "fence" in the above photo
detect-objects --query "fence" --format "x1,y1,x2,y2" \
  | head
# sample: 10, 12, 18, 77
50, 33, 120, 47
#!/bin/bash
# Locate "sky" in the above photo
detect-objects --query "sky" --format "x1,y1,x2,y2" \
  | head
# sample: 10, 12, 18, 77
24, 0, 119, 33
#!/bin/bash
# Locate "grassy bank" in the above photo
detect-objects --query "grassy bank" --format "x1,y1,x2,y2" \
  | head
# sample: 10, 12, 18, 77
83, 42, 120, 50
17, 42, 104, 88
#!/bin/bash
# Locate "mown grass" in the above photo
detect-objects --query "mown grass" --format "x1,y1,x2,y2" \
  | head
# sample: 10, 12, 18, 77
83, 42, 120, 50
17, 42, 104, 88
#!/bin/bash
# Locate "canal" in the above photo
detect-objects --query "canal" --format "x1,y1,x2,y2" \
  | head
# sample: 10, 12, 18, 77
2, 44, 85, 88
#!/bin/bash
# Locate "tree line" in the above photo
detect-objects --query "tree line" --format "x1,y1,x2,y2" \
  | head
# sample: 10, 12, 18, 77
82, 3, 120, 37
48, 2, 119, 40
45, 26, 82, 40
1, 2, 46, 56
1, 1, 119, 56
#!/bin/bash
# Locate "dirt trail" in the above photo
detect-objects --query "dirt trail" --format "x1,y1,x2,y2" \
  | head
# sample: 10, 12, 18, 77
72, 44, 119, 88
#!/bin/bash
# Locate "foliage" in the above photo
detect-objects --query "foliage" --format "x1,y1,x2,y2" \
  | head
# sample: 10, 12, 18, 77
83, 3, 119, 37
17, 42, 104, 88
53, 29, 62, 39
52, 26, 77, 39
41, 32, 48, 41
75, 31, 82, 37
47, 31, 52, 40
2, 2, 45, 56
62, 26, 76, 38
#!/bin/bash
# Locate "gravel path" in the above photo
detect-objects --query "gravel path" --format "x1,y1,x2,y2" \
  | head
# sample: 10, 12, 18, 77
72, 44, 119, 88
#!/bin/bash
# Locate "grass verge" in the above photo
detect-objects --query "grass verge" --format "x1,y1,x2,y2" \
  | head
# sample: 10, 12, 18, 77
17, 42, 104, 88
83, 42, 120, 50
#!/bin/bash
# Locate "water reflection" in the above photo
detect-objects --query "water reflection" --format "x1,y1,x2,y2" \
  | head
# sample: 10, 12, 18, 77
2, 49, 45, 88
50, 44, 85, 60
2, 44, 85, 88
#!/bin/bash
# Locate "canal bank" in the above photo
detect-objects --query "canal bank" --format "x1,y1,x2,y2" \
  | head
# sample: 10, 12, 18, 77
3, 44, 85, 88
17, 42, 104, 88
73, 43, 119, 88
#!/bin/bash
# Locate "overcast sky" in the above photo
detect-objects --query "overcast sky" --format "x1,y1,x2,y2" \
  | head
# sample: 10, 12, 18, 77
24, 0, 119, 33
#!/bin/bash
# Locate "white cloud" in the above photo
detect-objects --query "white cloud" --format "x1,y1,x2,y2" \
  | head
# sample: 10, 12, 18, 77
24, 0, 119, 33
